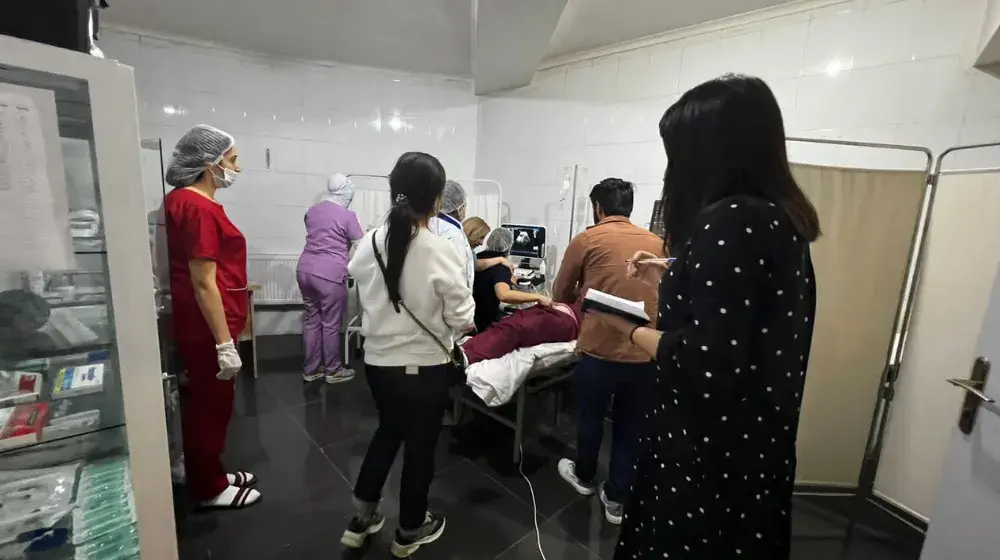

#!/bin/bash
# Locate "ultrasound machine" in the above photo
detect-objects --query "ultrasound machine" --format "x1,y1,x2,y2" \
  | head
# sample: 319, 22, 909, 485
501, 224, 547, 293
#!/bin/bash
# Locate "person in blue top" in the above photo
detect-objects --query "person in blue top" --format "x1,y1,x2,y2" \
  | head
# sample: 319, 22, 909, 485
472, 228, 551, 332
428, 180, 476, 288
429, 183, 511, 293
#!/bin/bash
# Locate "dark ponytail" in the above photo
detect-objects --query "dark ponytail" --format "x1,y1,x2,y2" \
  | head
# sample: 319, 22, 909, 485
384, 152, 447, 308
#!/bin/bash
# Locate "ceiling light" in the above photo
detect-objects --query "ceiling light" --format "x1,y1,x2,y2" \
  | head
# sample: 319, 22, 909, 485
824, 59, 844, 77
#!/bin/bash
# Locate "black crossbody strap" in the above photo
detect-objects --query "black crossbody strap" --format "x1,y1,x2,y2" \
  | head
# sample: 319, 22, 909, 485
371, 233, 459, 367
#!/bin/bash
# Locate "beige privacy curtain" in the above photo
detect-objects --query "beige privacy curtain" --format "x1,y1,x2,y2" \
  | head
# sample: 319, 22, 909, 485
790, 164, 926, 486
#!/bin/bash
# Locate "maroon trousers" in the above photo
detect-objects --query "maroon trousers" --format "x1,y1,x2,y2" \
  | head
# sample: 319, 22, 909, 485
462, 305, 579, 365
177, 334, 237, 501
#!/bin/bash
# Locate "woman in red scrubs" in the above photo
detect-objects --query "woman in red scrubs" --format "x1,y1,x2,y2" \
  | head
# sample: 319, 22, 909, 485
163, 124, 261, 509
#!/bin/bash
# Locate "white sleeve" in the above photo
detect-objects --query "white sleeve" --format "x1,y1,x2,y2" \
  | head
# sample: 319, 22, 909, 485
443, 228, 473, 287
431, 241, 476, 333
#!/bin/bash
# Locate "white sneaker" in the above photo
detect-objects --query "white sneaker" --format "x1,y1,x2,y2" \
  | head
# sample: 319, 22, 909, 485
341, 512, 385, 548
302, 371, 324, 382
599, 483, 623, 525
558, 458, 596, 496
326, 368, 356, 384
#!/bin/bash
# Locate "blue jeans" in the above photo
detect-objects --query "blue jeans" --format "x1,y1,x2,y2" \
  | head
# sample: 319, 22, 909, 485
574, 355, 654, 504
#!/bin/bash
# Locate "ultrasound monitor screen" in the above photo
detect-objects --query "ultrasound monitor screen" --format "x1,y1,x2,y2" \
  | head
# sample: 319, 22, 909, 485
502, 224, 546, 259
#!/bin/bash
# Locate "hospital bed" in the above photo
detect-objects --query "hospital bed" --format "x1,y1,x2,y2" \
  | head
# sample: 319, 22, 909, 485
346, 327, 578, 464
454, 341, 579, 464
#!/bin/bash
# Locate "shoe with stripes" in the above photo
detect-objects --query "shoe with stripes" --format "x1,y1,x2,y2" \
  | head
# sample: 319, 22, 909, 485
199, 485, 262, 509
227, 471, 257, 487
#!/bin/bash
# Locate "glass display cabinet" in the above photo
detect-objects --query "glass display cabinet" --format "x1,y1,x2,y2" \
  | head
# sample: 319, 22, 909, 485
0, 36, 177, 559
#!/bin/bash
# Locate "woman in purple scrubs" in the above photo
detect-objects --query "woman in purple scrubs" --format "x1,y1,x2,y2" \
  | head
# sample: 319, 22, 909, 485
297, 173, 364, 383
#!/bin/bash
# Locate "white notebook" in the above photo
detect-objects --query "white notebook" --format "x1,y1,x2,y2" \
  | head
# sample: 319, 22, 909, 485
582, 289, 650, 325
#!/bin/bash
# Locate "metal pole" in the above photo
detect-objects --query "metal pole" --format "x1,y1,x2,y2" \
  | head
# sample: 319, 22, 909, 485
787, 136, 933, 156
567, 164, 580, 249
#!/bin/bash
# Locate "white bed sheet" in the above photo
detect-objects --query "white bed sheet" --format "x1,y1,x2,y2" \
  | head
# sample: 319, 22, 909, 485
465, 341, 578, 407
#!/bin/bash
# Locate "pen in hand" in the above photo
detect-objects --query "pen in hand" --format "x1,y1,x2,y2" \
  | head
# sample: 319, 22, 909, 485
625, 257, 676, 264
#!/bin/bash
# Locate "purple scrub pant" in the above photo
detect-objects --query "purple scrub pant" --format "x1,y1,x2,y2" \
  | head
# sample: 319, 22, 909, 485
297, 271, 349, 374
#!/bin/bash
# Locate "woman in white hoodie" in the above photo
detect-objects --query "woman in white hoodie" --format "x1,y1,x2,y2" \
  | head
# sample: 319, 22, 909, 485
341, 152, 474, 558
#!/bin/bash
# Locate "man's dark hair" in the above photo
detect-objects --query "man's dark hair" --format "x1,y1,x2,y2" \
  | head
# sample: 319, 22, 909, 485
589, 178, 634, 218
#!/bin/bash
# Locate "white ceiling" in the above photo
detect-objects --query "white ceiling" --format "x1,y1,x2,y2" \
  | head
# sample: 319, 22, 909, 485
104, 0, 804, 90
473, 0, 568, 94
103, 0, 473, 77
547, 0, 801, 58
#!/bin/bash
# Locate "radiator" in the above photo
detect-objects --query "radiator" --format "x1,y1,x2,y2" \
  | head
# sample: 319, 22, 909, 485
247, 254, 302, 304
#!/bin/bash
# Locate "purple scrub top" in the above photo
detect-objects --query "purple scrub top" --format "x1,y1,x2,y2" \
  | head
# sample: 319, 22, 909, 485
297, 201, 364, 283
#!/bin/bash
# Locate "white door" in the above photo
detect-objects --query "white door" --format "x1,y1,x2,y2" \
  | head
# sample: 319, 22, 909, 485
921, 261, 1000, 559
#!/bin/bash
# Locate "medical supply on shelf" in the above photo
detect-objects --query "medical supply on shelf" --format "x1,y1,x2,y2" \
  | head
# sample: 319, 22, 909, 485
73, 457, 135, 546
79, 458, 130, 491
0, 402, 48, 451
46, 409, 100, 439
51, 364, 104, 399
73, 523, 139, 560
0, 371, 42, 406
0, 463, 79, 548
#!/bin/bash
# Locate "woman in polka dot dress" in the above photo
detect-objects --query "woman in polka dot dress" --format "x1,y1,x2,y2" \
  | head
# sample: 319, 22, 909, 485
592, 75, 820, 559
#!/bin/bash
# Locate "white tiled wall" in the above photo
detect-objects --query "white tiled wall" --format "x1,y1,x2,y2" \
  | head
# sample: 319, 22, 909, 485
98, 28, 479, 256
99, 28, 479, 334
476, 0, 999, 271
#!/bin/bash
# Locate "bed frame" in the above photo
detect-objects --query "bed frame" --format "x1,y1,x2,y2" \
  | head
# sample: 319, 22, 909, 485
451, 362, 576, 464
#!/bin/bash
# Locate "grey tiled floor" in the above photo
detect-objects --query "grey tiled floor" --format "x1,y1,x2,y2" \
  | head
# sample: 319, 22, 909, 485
173, 369, 918, 560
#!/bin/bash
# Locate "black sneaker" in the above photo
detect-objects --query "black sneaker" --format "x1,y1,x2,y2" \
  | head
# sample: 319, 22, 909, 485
390, 511, 446, 558
340, 513, 385, 548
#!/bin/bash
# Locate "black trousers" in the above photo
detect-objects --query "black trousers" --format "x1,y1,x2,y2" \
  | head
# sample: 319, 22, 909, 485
574, 355, 654, 503
354, 363, 451, 530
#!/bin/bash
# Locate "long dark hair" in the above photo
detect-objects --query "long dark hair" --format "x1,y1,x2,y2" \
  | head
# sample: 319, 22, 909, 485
384, 152, 446, 308
658, 74, 820, 253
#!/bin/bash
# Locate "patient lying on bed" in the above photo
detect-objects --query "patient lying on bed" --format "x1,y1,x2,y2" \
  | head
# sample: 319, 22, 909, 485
460, 301, 582, 366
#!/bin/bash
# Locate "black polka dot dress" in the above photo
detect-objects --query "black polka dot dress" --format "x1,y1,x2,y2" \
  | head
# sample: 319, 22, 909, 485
614, 196, 816, 560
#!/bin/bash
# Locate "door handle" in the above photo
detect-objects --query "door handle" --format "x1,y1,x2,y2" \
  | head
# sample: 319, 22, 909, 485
946, 378, 995, 404
947, 357, 993, 435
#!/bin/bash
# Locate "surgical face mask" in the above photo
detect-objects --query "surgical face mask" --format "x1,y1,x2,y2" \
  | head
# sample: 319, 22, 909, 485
211, 164, 239, 188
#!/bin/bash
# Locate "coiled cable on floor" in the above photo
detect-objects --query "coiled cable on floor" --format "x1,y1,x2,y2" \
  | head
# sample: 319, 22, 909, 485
518, 445, 548, 560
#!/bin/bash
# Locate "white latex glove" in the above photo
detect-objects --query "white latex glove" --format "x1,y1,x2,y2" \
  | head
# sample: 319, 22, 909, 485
215, 340, 242, 380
